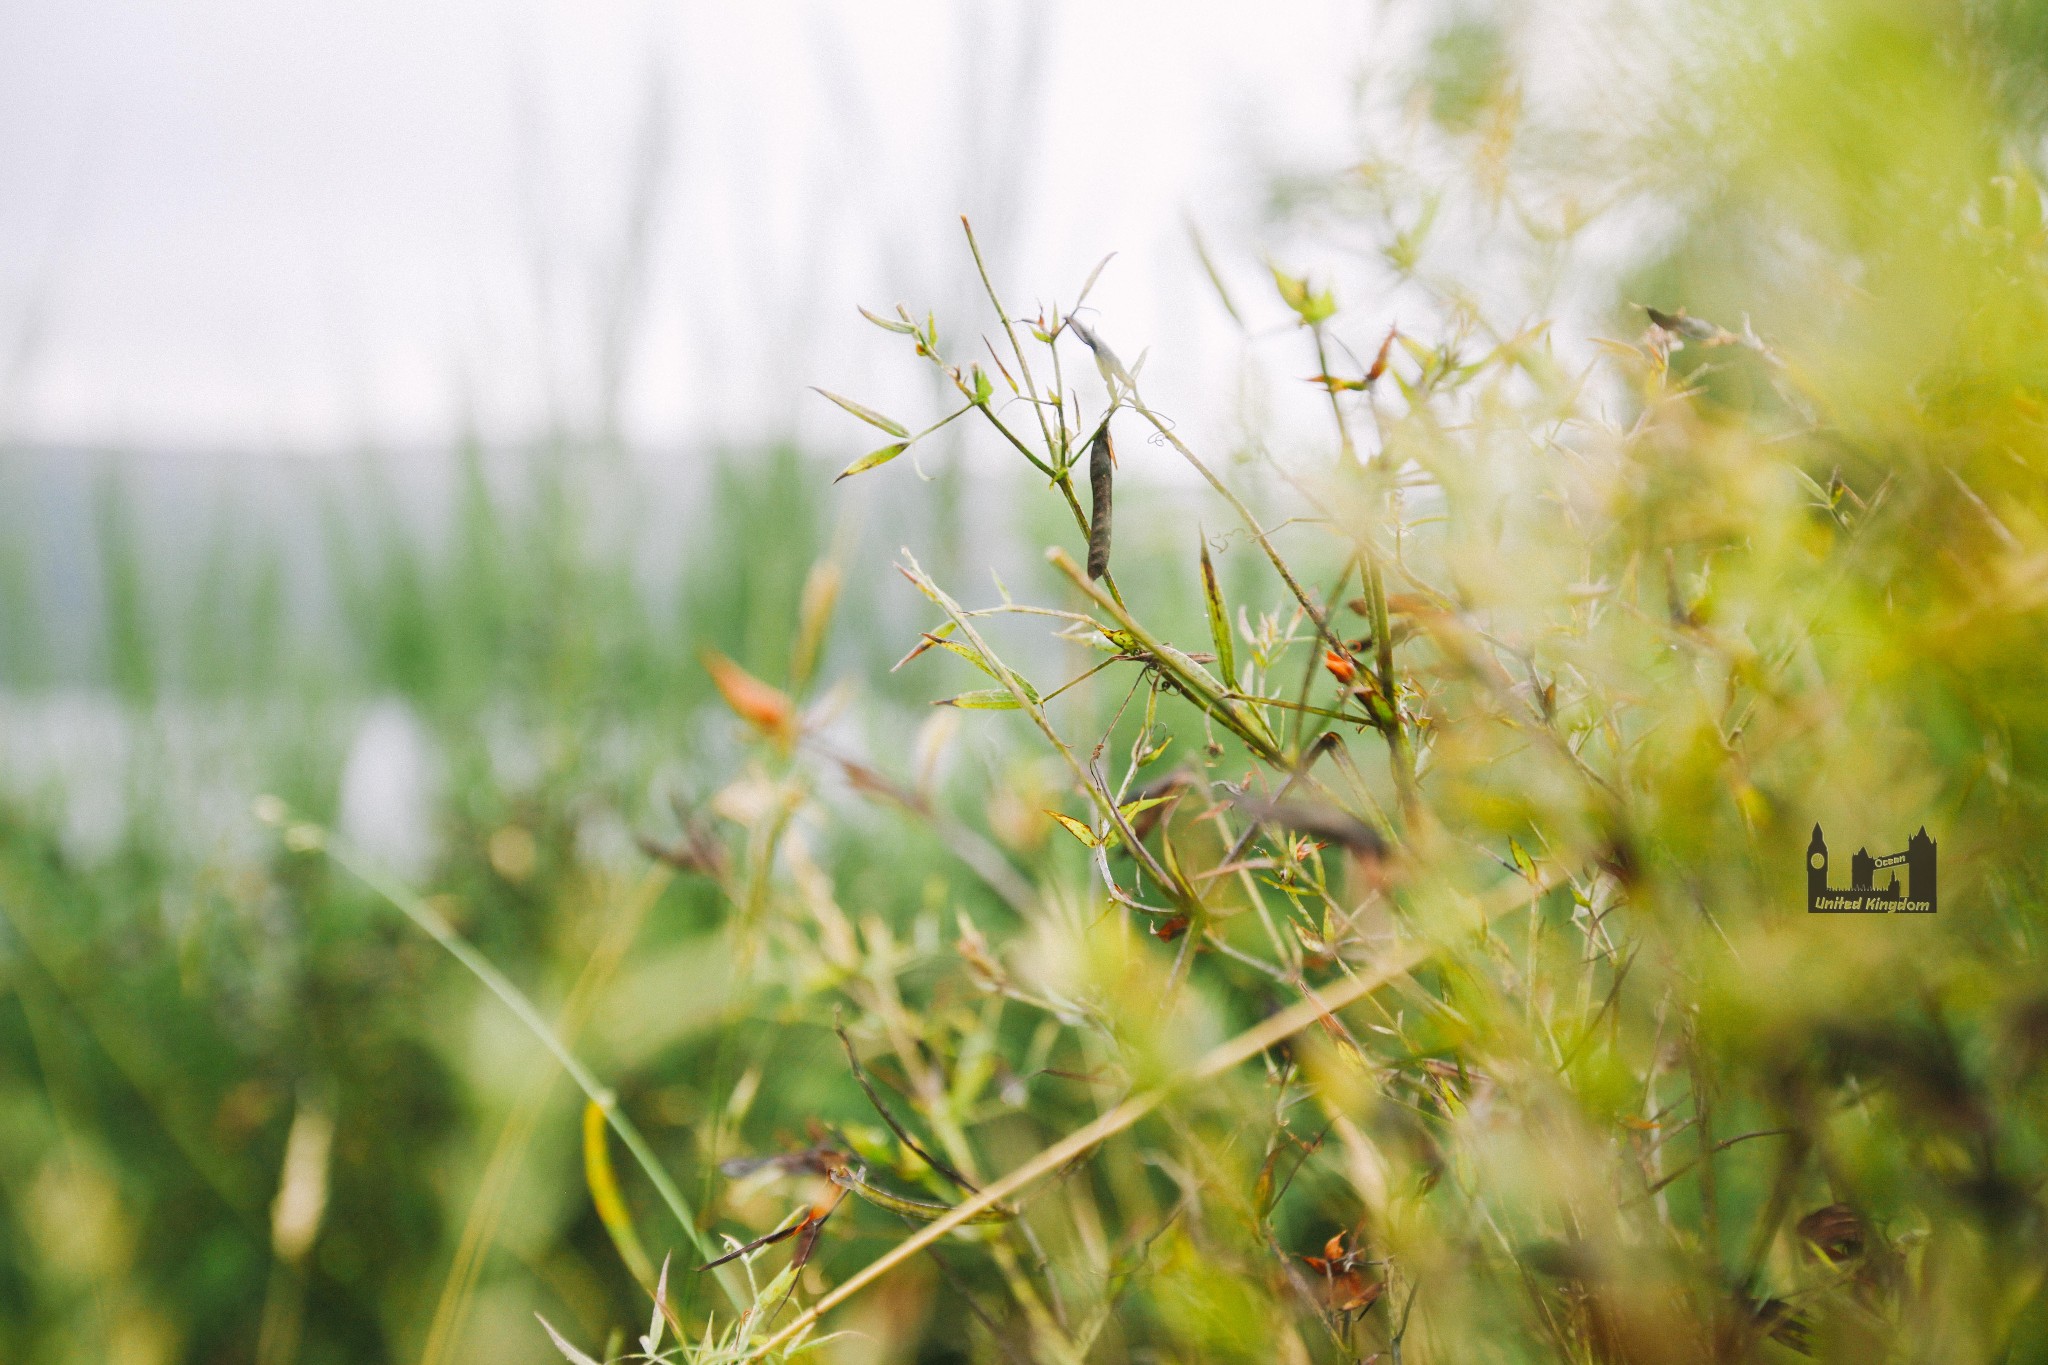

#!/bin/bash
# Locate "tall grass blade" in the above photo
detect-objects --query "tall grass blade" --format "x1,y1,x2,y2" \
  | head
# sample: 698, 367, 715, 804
325, 839, 746, 1310
1198, 531, 1236, 689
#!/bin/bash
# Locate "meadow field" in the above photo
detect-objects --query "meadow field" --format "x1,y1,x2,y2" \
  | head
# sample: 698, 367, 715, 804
3, 2, 2047, 1362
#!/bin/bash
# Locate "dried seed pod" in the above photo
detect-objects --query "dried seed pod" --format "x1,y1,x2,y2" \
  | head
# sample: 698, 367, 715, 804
1087, 425, 1115, 580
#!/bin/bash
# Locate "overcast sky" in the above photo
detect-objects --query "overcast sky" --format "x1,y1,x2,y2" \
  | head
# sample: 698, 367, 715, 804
0, 0, 1396, 456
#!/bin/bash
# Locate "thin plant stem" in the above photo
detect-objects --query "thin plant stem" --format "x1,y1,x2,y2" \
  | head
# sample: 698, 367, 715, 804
327, 841, 748, 1311
900, 552, 1181, 897
744, 870, 1563, 1360
1045, 547, 1285, 765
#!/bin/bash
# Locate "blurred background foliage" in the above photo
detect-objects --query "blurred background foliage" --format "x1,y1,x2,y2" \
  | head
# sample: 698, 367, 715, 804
2, 0, 2048, 1362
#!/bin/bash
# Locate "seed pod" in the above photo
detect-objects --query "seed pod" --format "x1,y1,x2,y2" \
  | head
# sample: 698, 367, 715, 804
1087, 425, 1115, 580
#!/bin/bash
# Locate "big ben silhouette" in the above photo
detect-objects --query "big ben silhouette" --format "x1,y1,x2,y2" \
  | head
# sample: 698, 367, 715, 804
1808, 823, 1936, 913
1808, 824, 1829, 906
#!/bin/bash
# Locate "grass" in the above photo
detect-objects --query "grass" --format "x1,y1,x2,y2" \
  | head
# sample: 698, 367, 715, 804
5, 1, 2048, 1361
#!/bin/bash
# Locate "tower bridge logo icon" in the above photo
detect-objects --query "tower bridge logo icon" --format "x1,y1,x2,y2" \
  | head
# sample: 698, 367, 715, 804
1807, 824, 1936, 913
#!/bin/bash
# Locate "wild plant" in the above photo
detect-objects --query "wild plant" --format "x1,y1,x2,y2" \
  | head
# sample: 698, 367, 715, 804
319, 173, 2046, 1362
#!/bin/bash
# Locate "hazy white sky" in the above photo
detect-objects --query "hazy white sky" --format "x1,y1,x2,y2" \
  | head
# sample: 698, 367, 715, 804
0, 0, 1385, 455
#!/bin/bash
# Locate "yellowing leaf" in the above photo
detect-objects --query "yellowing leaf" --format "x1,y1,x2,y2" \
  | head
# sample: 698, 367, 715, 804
1046, 811, 1099, 847
1271, 264, 1336, 326
584, 1100, 654, 1289
835, 443, 909, 482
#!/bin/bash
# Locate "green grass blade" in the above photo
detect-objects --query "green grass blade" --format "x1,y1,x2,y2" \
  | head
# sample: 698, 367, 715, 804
1198, 531, 1236, 689
326, 840, 746, 1311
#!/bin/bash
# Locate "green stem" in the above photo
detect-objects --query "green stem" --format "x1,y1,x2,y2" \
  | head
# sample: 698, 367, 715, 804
1046, 547, 1285, 766
962, 217, 1060, 464
1128, 394, 1350, 662
1310, 323, 1357, 465
330, 843, 747, 1311
1360, 549, 1416, 812
899, 554, 1181, 900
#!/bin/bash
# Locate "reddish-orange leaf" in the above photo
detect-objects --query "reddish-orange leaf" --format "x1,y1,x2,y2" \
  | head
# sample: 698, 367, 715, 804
1329, 1270, 1383, 1314
1365, 326, 1399, 382
701, 650, 796, 742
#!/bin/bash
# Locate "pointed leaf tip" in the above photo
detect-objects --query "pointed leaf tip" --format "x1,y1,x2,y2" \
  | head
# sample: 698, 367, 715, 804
835, 443, 909, 482
1198, 534, 1237, 687
537, 1315, 603, 1365
1046, 811, 1099, 847
811, 387, 911, 438
701, 649, 796, 738
935, 688, 1026, 710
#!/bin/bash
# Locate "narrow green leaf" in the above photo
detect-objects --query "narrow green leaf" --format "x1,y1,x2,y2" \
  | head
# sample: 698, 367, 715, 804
812, 387, 910, 438
1199, 533, 1237, 688
1186, 218, 1245, 329
756, 1261, 800, 1312
537, 1315, 603, 1365
835, 443, 909, 482
1396, 334, 1436, 369
1075, 251, 1117, 309
929, 636, 1000, 680
1270, 264, 1336, 326
936, 689, 1024, 710
1509, 837, 1538, 882
1118, 794, 1176, 821
933, 656, 1039, 701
